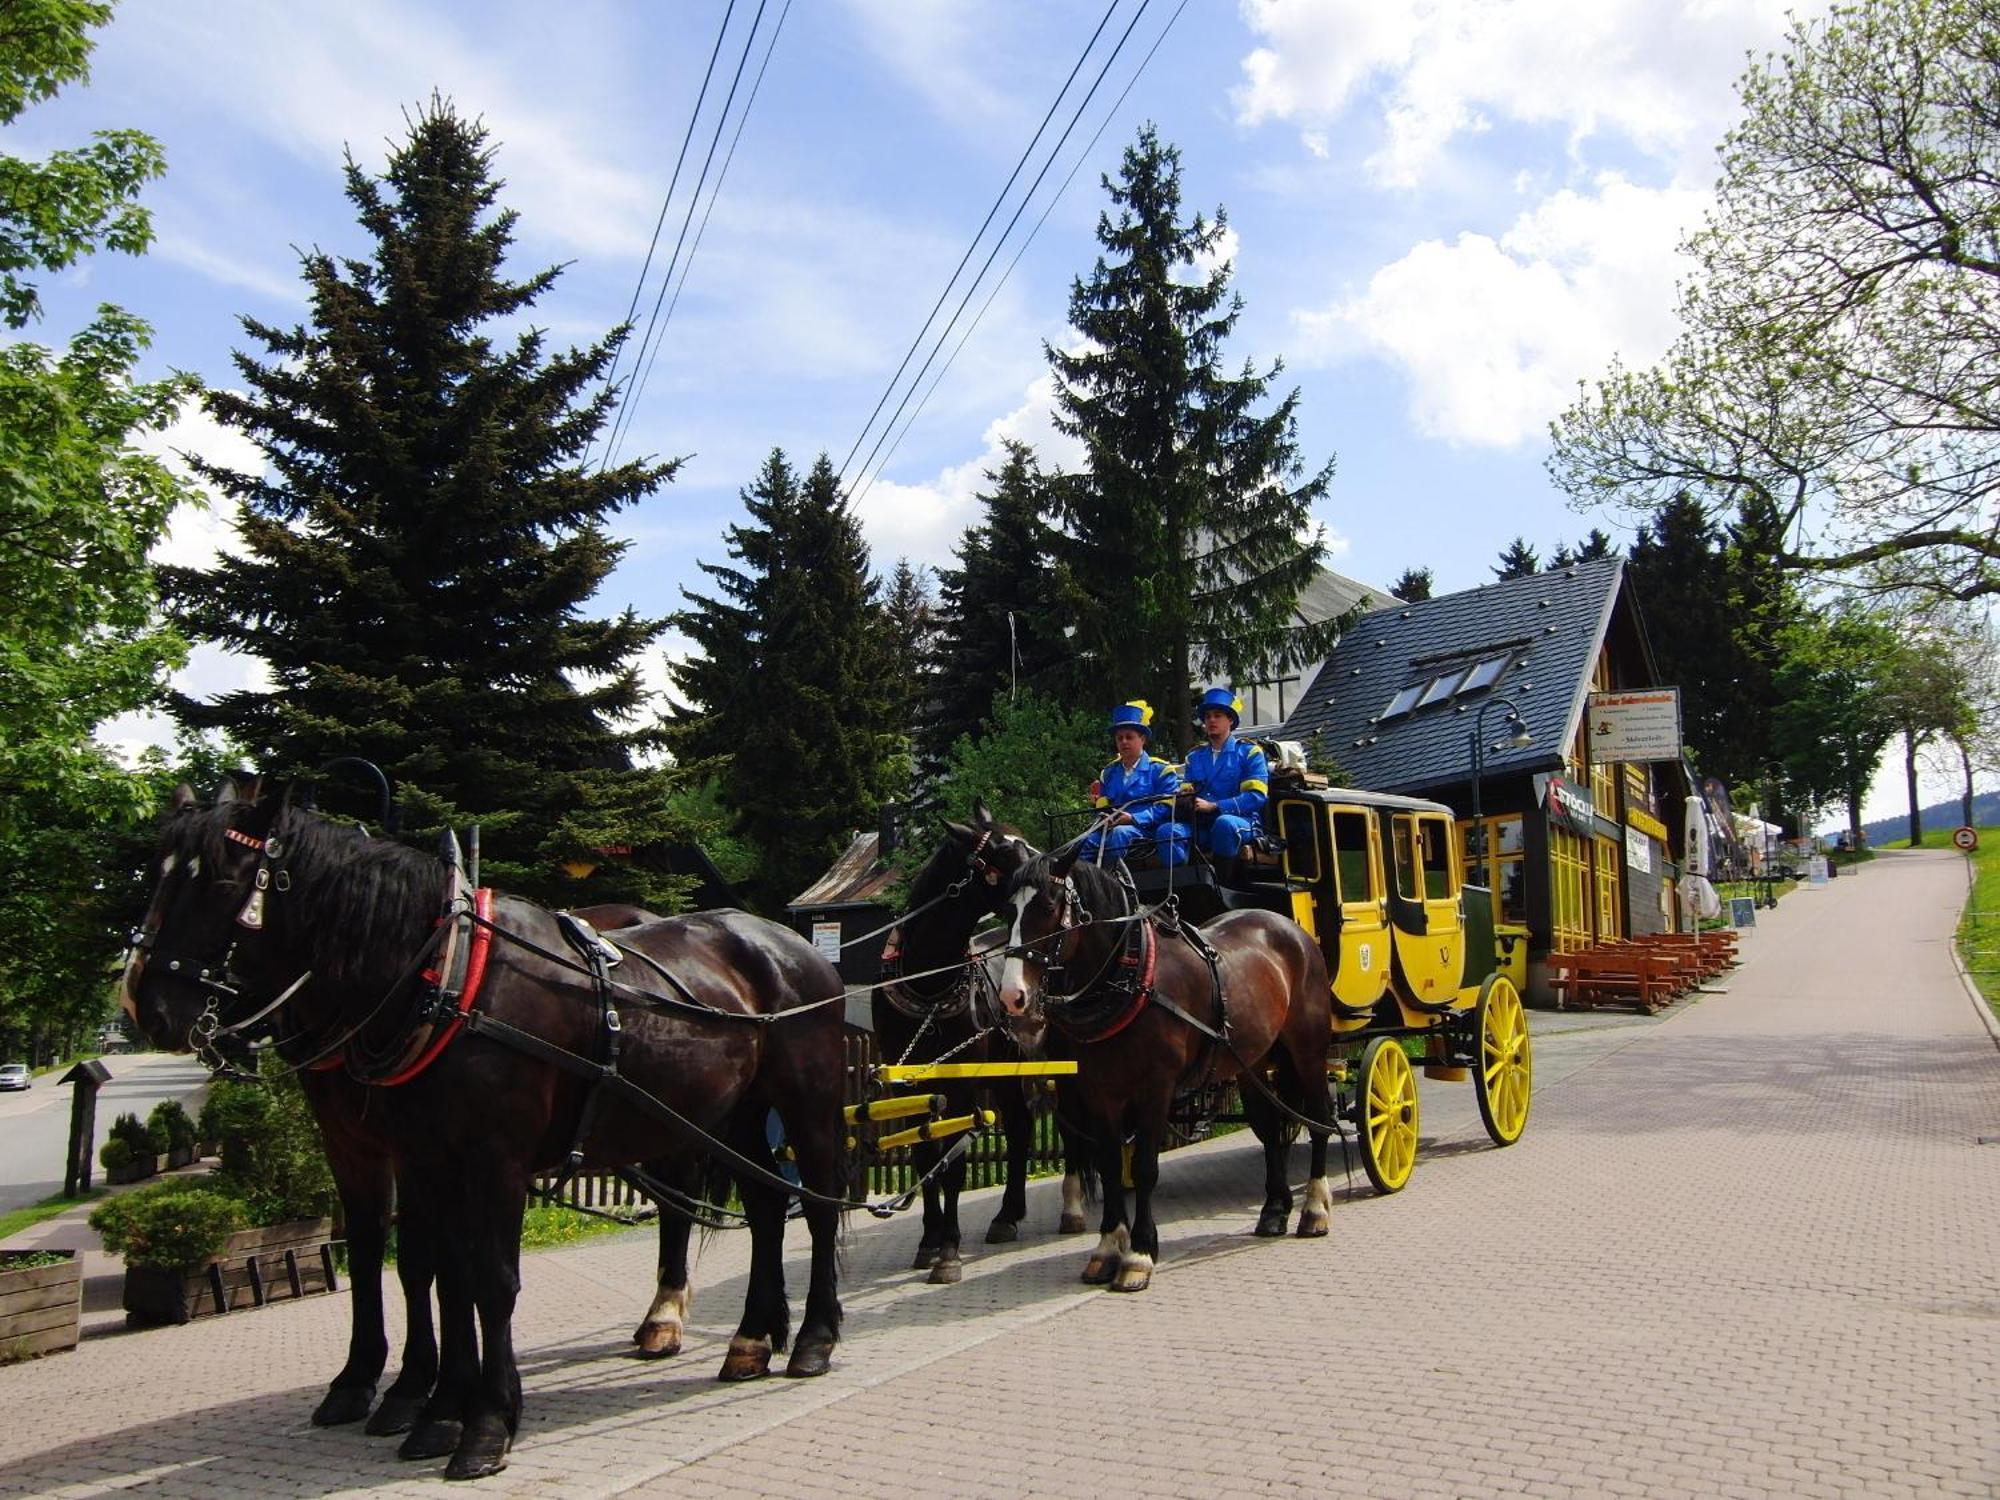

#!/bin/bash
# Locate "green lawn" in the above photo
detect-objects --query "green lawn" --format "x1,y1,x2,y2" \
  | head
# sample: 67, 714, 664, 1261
0, 1189, 101, 1244
1881, 824, 2000, 1020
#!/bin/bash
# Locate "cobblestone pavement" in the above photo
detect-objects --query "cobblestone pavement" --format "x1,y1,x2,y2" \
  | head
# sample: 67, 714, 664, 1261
1, 849, 1993, 1498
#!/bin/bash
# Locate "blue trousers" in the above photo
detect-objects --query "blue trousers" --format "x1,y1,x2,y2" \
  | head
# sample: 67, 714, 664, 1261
1081, 820, 1189, 866
1196, 814, 1256, 858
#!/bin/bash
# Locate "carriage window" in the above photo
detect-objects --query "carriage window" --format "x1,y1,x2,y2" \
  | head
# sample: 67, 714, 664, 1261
1419, 818, 1455, 900
1278, 801, 1321, 884
1391, 816, 1418, 900
1330, 809, 1374, 904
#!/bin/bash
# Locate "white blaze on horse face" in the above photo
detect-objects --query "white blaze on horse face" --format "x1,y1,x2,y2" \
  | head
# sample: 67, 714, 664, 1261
996, 886, 1038, 1016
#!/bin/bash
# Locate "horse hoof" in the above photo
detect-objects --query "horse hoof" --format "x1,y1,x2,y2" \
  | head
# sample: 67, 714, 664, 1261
398, 1420, 462, 1461
785, 1340, 834, 1378
311, 1384, 376, 1427
927, 1256, 963, 1286
1058, 1213, 1088, 1235
984, 1218, 1019, 1244
1254, 1209, 1289, 1238
718, 1336, 771, 1382
911, 1245, 940, 1271
1110, 1264, 1152, 1293
633, 1320, 683, 1358
1080, 1256, 1116, 1285
1296, 1212, 1330, 1239
443, 1418, 511, 1481
366, 1391, 427, 1437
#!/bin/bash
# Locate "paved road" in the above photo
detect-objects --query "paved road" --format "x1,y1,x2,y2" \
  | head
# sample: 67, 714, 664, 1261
0, 1052, 211, 1214
0, 848, 1992, 1498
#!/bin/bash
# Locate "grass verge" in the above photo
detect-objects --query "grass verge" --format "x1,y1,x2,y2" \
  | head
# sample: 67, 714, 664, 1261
1950, 829, 1999, 1022
0, 1189, 101, 1245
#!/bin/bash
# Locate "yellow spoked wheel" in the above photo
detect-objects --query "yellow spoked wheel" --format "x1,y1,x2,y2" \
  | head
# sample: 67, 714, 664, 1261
1472, 974, 1532, 1147
1358, 1036, 1420, 1195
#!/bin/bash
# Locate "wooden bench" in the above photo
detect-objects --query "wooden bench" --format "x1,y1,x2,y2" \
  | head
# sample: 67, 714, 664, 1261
1547, 949, 1680, 1014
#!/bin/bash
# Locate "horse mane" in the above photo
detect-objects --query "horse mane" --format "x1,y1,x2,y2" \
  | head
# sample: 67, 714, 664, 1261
271, 807, 443, 989
1007, 850, 1126, 914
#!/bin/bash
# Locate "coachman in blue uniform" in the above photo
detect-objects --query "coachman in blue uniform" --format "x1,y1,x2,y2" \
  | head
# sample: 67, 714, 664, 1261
1080, 701, 1188, 866
1179, 686, 1269, 882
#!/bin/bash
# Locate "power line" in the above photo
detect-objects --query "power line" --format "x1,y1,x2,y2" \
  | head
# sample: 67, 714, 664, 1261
843, 0, 1157, 505
834, 0, 1125, 491
602, 0, 772, 471
849, 0, 1189, 511
590, 0, 739, 470
624, 0, 793, 446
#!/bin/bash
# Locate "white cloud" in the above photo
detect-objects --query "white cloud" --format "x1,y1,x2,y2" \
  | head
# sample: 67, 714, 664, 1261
1294, 174, 1705, 446
151, 233, 302, 307
1234, 0, 1806, 187
840, 0, 1018, 131
133, 398, 263, 570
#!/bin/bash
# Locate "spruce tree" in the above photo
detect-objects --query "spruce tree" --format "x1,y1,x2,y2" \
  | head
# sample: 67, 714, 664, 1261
926, 440, 1072, 768
880, 558, 938, 753
161, 99, 683, 903
669, 451, 897, 911
1388, 566, 1433, 603
1492, 537, 1540, 580
1045, 126, 1337, 752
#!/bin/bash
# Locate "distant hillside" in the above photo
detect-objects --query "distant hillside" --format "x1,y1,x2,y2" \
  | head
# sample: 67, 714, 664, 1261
1855, 790, 2000, 845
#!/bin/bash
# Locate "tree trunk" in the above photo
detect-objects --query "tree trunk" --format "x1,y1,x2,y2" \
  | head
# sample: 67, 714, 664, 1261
1961, 741, 1975, 827
1905, 729, 1922, 845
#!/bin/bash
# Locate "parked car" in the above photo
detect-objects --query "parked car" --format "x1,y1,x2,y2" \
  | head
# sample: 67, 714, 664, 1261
0, 1062, 30, 1091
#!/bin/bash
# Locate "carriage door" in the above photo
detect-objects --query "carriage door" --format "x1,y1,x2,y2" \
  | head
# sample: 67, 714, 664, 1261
1327, 804, 1389, 1013
1388, 812, 1461, 1008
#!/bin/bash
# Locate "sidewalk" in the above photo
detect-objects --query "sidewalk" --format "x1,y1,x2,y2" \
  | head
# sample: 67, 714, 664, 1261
0, 849, 1991, 1498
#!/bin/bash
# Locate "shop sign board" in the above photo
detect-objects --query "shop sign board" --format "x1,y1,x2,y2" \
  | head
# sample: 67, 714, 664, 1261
1729, 896, 1757, 928
1588, 688, 1682, 763
1535, 772, 1596, 836
1625, 824, 1652, 873
811, 920, 842, 964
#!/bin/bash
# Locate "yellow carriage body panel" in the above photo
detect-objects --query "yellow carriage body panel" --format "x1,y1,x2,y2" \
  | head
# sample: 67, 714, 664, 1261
1385, 810, 1472, 1020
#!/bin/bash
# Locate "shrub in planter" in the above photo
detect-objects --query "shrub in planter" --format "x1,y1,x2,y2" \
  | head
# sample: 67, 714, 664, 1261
91, 1181, 249, 1271
148, 1100, 198, 1167
204, 1061, 336, 1226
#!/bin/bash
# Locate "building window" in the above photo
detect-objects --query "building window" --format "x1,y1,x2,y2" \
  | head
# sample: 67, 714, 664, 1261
1593, 833, 1623, 940
1549, 825, 1591, 952
1461, 814, 1526, 923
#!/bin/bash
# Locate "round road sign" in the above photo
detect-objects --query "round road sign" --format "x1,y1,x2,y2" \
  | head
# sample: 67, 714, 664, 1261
1953, 825, 1978, 852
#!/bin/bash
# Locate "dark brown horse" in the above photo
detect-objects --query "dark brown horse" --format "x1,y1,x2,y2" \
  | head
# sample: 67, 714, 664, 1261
873, 808, 1092, 1283
995, 846, 1336, 1292
125, 785, 848, 1480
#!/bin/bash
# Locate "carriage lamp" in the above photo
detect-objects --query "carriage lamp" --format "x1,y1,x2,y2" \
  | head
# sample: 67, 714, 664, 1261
1468, 697, 1534, 890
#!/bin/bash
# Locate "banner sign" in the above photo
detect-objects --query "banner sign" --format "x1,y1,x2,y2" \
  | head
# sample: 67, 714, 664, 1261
1625, 824, 1652, 873
1588, 688, 1682, 763
1535, 772, 1596, 836
812, 920, 842, 965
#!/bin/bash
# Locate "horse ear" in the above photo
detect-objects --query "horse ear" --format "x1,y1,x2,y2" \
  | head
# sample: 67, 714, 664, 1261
173, 783, 198, 811
944, 819, 976, 845
1050, 845, 1079, 879
973, 799, 996, 829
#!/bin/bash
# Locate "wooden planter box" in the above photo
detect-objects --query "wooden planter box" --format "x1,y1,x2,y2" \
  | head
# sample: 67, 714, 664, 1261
0, 1251, 82, 1361
164, 1145, 196, 1170
103, 1155, 157, 1185
123, 1218, 339, 1327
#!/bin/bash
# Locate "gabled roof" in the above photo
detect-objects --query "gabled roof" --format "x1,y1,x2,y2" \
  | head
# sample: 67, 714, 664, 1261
789, 831, 901, 911
1277, 557, 1630, 797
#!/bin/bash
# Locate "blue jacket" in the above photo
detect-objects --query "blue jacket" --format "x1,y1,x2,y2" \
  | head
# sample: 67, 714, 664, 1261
1181, 738, 1270, 821
1094, 754, 1180, 830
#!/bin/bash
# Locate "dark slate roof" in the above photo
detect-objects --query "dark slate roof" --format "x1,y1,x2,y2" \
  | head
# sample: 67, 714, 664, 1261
789, 831, 902, 911
1277, 557, 1627, 798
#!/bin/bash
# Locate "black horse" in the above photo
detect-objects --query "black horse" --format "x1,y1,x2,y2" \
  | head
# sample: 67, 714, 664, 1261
995, 847, 1336, 1291
873, 808, 1093, 1283
125, 783, 849, 1481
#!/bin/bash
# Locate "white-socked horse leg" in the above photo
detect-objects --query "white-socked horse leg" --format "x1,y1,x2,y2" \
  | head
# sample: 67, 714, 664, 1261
1058, 1171, 1087, 1235
1296, 1175, 1333, 1239
633, 1281, 691, 1357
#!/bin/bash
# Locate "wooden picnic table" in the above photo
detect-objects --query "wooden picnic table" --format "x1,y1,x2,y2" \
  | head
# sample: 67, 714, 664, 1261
1547, 948, 1681, 1014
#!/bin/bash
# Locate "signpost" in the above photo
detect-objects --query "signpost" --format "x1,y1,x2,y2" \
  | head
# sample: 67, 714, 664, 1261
1587, 688, 1682, 763
60, 1059, 111, 1198
1954, 825, 1979, 852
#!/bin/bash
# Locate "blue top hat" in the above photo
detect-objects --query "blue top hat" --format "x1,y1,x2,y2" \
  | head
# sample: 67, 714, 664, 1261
1197, 686, 1242, 728
1109, 700, 1154, 739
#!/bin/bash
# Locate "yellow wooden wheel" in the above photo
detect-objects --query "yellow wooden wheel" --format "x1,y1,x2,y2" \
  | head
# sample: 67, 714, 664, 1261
1358, 1036, 1420, 1194
1472, 973, 1532, 1147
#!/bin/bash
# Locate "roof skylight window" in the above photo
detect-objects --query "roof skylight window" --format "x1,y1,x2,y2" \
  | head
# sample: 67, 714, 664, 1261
1379, 683, 1424, 719
1415, 670, 1463, 708
1457, 656, 1507, 694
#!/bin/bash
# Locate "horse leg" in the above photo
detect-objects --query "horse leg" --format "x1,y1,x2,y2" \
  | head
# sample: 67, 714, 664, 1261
398, 1190, 475, 1463
312, 1144, 389, 1427
782, 1102, 843, 1377
911, 1139, 945, 1270
927, 1124, 967, 1285
1056, 1085, 1093, 1235
1112, 1123, 1162, 1293
985, 1083, 1030, 1243
442, 1166, 529, 1482
1293, 1061, 1337, 1240
1241, 1081, 1295, 1238
1080, 1121, 1128, 1284
368, 1179, 441, 1437
633, 1156, 702, 1358
718, 1112, 790, 1382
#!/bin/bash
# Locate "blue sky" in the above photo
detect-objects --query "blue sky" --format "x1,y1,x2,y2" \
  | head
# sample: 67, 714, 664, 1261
28, 0, 1956, 823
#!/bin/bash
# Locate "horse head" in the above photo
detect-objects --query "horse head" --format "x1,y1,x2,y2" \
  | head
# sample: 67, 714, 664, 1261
883, 801, 1036, 969
994, 844, 1122, 1049
122, 774, 289, 1057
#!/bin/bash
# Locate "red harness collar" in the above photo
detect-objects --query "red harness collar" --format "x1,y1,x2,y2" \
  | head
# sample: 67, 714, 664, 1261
369, 888, 494, 1087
